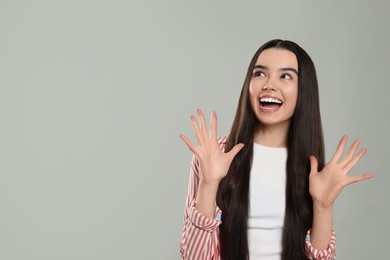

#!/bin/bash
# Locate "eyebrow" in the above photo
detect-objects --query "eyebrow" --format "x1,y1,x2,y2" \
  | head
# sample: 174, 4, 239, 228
253, 65, 299, 75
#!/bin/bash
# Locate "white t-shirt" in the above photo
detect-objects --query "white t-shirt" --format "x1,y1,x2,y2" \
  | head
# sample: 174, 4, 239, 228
248, 143, 287, 260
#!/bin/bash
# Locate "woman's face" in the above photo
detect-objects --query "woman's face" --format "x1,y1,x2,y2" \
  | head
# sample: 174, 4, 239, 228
249, 48, 298, 129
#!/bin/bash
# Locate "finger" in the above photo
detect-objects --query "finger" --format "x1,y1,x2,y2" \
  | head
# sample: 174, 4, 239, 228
210, 111, 217, 139
309, 156, 319, 175
191, 115, 204, 145
179, 134, 199, 156
197, 109, 209, 137
344, 147, 367, 173
343, 173, 375, 187
330, 135, 348, 163
340, 139, 361, 167
227, 143, 245, 160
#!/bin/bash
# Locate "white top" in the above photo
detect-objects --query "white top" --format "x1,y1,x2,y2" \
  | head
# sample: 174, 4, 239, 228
248, 143, 287, 260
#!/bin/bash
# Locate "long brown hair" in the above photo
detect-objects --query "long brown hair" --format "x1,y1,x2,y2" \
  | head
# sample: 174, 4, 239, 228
216, 39, 325, 260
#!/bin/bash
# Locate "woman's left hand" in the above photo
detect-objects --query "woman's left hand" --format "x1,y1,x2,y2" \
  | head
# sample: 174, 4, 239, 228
309, 135, 375, 209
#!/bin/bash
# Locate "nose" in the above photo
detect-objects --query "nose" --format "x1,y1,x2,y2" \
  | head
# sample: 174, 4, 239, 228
262, 82, 277, 91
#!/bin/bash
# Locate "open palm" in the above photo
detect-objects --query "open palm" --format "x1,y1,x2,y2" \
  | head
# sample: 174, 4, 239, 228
309, 135, 374, 209
180, 109, 244, 185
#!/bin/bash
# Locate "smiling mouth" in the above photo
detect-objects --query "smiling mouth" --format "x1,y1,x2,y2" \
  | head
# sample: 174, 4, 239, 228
259, 97, 283, 108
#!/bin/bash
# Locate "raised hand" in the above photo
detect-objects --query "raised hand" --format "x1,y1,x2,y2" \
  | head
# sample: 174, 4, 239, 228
180, 109, 244, 186
309, 135, 375, 209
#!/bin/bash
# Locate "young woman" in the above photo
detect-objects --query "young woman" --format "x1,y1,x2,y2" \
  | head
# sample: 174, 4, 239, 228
179, 39, 374, 260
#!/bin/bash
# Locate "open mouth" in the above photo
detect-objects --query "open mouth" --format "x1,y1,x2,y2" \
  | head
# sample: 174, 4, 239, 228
259, 97, 283, 108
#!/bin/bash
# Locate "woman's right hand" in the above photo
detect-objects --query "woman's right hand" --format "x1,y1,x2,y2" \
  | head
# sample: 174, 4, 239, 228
180, 109, 245, 186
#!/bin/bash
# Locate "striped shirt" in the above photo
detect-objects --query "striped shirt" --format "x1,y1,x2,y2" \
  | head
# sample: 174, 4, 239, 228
180, 136, 336, 259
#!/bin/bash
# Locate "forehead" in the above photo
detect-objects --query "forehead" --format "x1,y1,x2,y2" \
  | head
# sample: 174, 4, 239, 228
255, 48, 298, 70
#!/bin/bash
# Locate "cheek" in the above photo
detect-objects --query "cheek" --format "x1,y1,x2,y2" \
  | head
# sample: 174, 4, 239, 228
249, 80, 262, 97
286, 87, 298, 110
249, 82, 255, 95
249, 83, 259, 106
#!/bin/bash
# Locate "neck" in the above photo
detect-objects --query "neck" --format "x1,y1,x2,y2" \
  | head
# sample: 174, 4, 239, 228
253, 122, 290, 148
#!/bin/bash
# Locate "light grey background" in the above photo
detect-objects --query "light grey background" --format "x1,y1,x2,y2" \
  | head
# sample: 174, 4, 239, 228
0, 1, 388, 259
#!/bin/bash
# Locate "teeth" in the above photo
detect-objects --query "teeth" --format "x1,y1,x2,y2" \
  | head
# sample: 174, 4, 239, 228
260, 97, 283, 104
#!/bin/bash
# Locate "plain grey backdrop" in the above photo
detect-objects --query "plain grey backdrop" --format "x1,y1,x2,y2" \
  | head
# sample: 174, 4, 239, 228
0, 0, 389, 259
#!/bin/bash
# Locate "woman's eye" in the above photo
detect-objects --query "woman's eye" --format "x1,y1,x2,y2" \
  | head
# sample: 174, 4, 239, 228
254, 71, 266, 77
281, 73, 292, 80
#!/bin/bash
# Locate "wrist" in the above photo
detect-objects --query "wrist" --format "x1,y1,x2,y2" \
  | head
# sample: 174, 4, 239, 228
199, 176, 221, 187
198, 180, 220, 193
313, 201, 334, 214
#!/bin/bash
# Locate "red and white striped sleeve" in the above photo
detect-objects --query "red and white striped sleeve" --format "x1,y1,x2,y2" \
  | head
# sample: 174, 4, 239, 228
305, 229, 336, 259
180, 137, 227, 260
